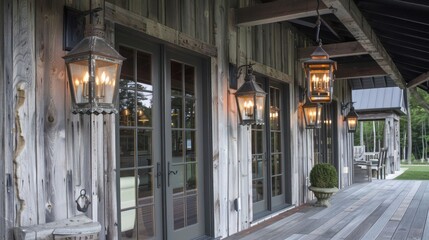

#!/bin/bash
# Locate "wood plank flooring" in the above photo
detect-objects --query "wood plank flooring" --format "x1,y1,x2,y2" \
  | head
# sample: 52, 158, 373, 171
225, 180, 429, 240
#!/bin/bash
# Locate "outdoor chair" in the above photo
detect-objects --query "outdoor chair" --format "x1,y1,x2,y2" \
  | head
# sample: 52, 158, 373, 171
353, 146, 372, 183
370, 148, 388, 179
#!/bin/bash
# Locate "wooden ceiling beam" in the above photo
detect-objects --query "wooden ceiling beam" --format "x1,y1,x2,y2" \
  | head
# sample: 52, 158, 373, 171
335, 62, 386, 80
235, 0, 333, 27
322, 0, 407, 88
407, 71, 429, 89
298, 41, 367, 59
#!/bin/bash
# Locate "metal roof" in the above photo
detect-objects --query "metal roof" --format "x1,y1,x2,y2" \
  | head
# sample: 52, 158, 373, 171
352, 87, 407, 115
348, 76, 397, 90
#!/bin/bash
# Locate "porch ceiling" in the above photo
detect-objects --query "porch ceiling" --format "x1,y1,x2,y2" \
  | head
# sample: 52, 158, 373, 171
236, 0, 429, 92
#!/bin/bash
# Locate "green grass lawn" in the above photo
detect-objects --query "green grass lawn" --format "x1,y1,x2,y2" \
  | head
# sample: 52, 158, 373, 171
395, 165, 429, 180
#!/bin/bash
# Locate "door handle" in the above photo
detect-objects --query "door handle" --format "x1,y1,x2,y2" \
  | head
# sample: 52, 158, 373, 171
156, 163, 162, 188
167, 162, 178, 187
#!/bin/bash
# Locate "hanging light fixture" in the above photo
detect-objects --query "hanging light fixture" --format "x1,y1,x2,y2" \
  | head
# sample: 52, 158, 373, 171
341, 102, 359, 133
63, 2, 125, 114
235, 64, 267, 125
303, 0, 337, 103
302, 96, 322, 129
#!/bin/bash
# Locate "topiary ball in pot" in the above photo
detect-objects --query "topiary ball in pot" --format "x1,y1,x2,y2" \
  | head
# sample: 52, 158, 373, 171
309, 163, 338, 207
310, 163, 338, 188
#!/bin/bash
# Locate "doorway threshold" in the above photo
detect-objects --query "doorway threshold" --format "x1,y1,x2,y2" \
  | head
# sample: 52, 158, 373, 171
251, 205, 296, 227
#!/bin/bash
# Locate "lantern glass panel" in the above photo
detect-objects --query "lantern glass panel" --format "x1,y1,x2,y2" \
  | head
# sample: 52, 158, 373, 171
95, 59, 119, 104
68, 59, 90, 104
237, 95, 255, 121
307, 65, 333, 103
347, 116, 358, 132
303, 105, 321, 128
255, 95, 265, 123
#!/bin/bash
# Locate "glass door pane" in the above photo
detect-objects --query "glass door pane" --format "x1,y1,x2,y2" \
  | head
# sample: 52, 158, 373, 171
166, 55, 205, 240
252, 124, 267, 214
117, 36, 207, 239
252, 80, 288, 218
118, 45, 161, 240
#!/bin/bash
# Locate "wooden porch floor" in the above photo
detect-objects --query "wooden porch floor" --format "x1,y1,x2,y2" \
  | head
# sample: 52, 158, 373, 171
226, 180, 429, 240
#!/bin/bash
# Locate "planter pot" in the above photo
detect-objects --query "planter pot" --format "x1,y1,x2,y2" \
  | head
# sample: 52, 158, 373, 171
309, 186, 338, 207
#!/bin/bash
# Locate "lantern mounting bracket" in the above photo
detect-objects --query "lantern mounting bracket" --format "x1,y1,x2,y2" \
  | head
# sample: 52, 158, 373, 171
235, 63, 255, 82
63, 6, 103, 51
341, 101, 355, 116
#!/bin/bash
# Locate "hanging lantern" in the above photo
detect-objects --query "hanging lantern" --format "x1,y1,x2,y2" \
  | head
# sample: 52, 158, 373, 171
235, 65, 267, 125
303, 46, 337, 103
346, 104, 359, 133
63, 36, 125, 114
302, 98, 322, 129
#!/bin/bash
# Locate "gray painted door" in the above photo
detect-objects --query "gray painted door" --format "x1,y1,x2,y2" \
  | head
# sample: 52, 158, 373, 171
117, 31, 206, 240
252, 79, 288, 218
165, 50, 206, 240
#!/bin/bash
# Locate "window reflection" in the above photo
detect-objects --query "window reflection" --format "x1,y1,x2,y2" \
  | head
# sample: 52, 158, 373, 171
118, 46, 155, 239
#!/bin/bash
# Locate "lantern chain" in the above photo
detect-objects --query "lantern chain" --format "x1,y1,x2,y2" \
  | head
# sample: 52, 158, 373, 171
316, 0, 322, 46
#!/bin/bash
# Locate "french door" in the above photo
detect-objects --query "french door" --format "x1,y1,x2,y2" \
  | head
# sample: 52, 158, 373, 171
117, 32, 207, 240
252, 79, 290, 218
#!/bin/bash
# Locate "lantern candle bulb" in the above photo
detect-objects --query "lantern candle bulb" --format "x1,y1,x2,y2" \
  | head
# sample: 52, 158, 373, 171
95, 71, 109, 99
243, 100, 254, 117
74, 71, 90, 98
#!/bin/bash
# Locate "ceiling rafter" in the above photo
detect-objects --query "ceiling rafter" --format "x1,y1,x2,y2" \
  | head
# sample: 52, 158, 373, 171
322, 0, 407, 88
235, 0, 333, 27
407, 71, 429, 89
336, 62, 386, 80
298, 41, 367, 59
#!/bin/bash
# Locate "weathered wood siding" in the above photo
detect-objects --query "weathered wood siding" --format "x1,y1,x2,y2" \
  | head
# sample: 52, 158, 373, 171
334, 79, 354, 188
2, 1, 117, 239
3, 0, 14, 239
212, 1, 230, 237
11, 0, 38, 229
106, 0, 214, 45
0, 0, 6, 238
2, 0, 355, 239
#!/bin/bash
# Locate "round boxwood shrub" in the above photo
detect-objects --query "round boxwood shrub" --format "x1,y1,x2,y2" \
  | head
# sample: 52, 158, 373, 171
310, 163, 338, 188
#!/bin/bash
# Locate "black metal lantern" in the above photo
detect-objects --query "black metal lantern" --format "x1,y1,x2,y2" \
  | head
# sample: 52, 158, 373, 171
235, 65, 267, 125
341, 102, 359, 133
302, 98, 322, 129
303, 46, 337, 103
346, 104, 359, 133
63, 36, 125, 114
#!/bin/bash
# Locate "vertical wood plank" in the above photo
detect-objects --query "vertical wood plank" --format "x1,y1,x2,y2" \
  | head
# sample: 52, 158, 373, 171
148, 0, 159, 21
104, 115, 118, 239
36, 0, 69, 223
228, 89, 239, 235
12, 0, 38, 226
3, 0, 15, 238
195, 0, 208, 43
165, 0, 179, 30
181, 0, 195, 37
253, 25, 263, 63
0, 0, 6, 238
103, 18, 119, 239
213, 0, 229, 237
128, 0, 145, 16
274, 23, 281, 70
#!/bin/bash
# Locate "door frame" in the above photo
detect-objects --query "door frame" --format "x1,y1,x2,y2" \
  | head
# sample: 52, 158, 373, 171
114, 26, 214, 240
252, 76, 292, 219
